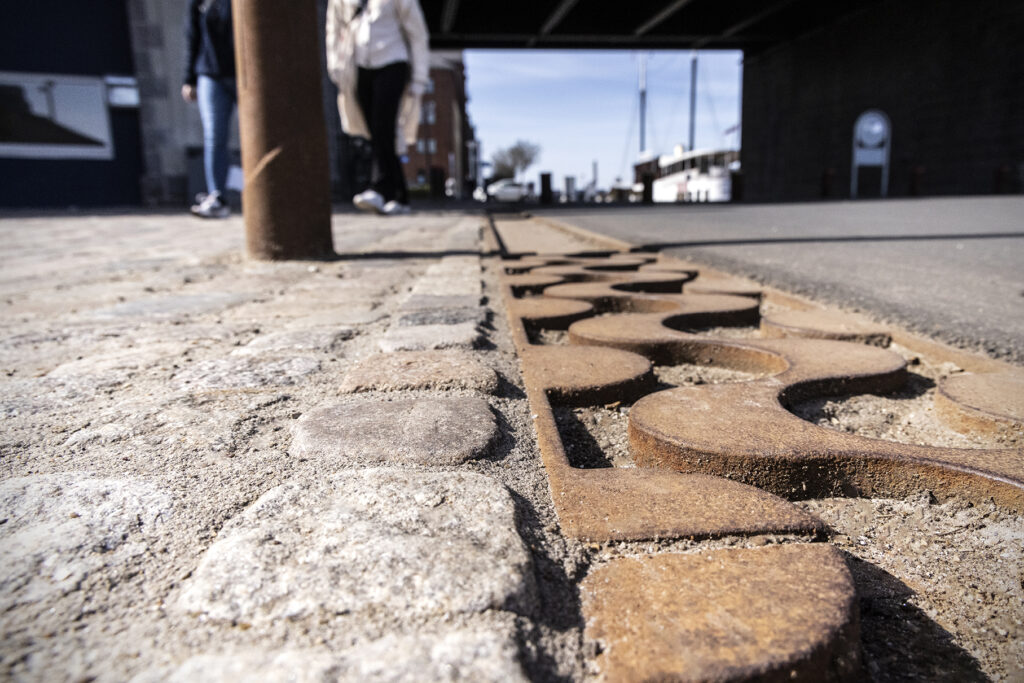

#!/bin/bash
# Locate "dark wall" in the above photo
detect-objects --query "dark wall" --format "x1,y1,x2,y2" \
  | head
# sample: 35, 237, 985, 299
0, 2, 135, 75
0, 0, 143, 207
741, 0, 1024, 202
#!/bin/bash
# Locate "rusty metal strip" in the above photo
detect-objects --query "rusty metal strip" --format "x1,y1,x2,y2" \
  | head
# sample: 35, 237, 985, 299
490, 226, 1022, 681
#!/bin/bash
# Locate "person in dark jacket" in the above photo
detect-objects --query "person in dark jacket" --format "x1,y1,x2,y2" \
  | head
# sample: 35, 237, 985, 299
182, 0, 236, 218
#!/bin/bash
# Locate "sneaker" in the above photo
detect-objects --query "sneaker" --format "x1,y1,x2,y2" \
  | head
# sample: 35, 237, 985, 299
353, 189, 384, 214
191, 192, 230, 219
381, 200, 411, 215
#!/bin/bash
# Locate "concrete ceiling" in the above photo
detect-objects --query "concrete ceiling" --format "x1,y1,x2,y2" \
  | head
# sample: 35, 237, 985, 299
421, 0, 871, 52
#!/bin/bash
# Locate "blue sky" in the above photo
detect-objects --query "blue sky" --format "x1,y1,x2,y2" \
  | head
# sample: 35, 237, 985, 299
464, 50, 743, 189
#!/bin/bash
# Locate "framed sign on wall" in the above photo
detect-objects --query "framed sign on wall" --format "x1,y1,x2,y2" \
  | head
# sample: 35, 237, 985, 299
0, 71, 114, 161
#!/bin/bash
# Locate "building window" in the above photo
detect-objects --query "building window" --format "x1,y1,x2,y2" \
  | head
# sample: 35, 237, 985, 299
427, 139, 437, 154
416, 139, 425, 153
416, 170, 427, 185
424, 78, 435, 94
421, 101, 436, 125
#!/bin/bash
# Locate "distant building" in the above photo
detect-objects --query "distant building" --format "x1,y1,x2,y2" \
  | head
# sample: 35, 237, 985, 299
402, 51, 477, 199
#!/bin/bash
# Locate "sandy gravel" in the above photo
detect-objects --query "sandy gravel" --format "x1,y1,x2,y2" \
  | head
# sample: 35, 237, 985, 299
791, 343, 1020, 449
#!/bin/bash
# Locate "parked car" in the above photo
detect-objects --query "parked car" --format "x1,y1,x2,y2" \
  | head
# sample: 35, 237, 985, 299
486, 179, 526, 202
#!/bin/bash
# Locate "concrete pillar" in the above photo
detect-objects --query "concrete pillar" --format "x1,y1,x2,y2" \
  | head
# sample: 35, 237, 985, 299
233, 0, 334, 260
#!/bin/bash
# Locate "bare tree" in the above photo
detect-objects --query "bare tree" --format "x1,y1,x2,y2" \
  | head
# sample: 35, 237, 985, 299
491, 140, 541, 181
491, 148, 516, 181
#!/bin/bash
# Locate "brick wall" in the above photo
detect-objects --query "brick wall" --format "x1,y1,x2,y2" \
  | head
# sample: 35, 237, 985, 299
741, 0, 1024, 202
404, 54, 473, 197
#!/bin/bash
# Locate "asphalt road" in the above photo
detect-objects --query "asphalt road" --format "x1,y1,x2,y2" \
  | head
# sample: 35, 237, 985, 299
535, 197, 1024, 364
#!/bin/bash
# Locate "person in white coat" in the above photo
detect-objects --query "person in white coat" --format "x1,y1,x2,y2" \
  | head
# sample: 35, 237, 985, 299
326, 0, 429, 215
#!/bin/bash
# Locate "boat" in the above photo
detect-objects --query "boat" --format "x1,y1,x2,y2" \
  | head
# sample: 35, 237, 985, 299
650, 145, 739, 202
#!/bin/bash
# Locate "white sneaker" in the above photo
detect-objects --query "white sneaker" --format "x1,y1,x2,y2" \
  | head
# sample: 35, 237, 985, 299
382, 200, 411, 215
191, 192, 229, 219
353, 189, 384, 214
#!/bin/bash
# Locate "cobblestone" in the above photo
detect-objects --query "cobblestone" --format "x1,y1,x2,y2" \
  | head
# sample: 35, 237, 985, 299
132, 629, 527, 682
378, 322, 481, 352
340, 351, 499, 393
176, 469, 533, 623
0, 474, 175, 611
397, 307, 485, 326
290, 396, 498, 466
282, 305, 388, 327
410, 276, 482, 297
230, 328, 354, 356
88, 293, 254, 320
172, 357, 322, 391
400, 294, 481, 311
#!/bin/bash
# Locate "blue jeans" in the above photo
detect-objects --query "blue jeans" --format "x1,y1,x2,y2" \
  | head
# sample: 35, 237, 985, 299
197, 75, 237, 196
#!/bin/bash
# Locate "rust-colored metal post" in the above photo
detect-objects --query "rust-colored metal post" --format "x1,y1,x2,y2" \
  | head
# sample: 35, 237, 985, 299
232, 0, 334, 260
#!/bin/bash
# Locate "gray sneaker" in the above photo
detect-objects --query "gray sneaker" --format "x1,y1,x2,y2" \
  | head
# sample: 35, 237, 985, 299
191, 192, 229, 219
353, 189, 384, 214
382, 200, 411, 215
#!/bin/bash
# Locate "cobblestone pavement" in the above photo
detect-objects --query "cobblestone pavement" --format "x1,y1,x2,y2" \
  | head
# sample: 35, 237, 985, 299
1, 210, 1021, 682
0, 211, 584, 682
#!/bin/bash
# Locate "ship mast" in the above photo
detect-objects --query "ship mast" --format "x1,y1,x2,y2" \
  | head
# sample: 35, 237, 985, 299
638, 54, 647, 154
688, 51, 697, 152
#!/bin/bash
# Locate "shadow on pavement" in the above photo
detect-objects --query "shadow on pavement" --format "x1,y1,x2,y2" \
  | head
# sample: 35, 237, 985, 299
841, 552, 987, 682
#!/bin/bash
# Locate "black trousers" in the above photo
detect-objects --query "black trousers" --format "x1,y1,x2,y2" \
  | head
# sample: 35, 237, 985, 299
356, 61, 410, 205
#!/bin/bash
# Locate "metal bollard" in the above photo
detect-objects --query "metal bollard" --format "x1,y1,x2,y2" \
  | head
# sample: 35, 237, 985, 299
232, 0, 334, 260
540, 173, 552, 205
